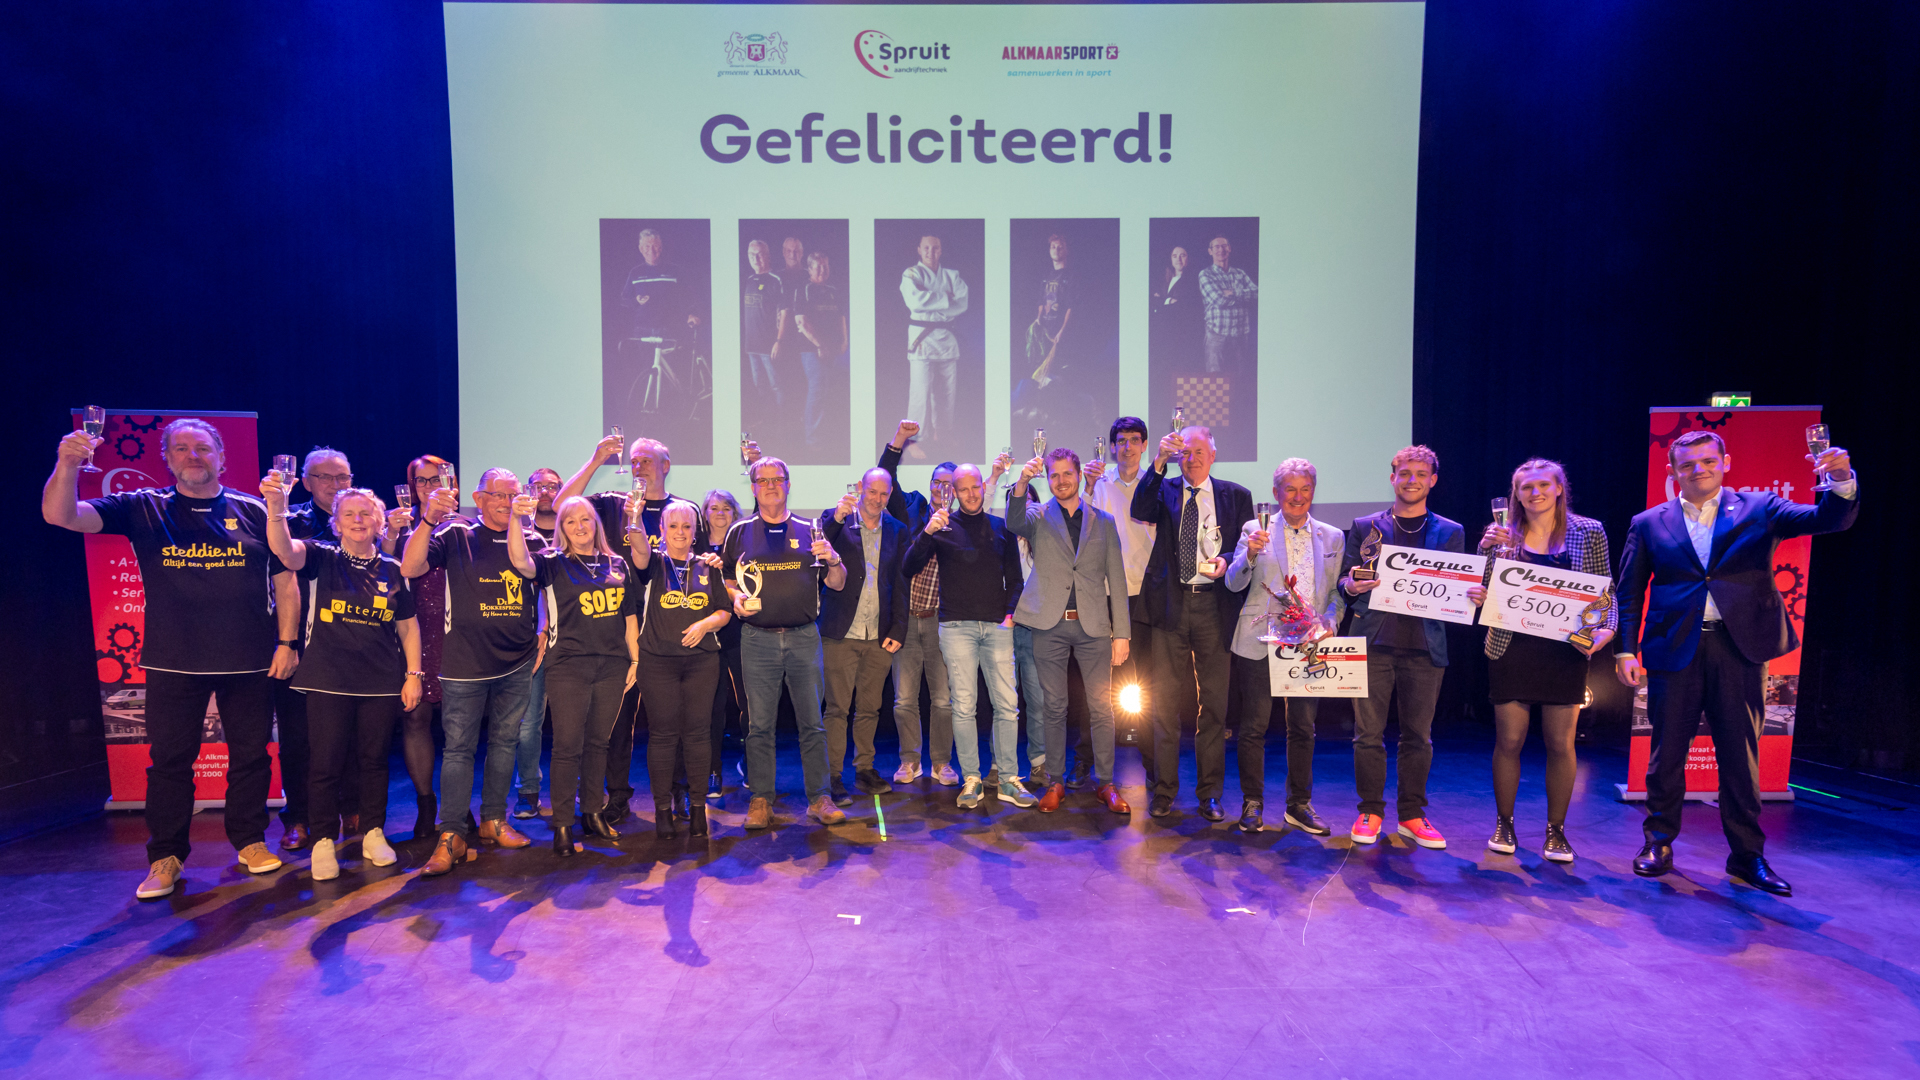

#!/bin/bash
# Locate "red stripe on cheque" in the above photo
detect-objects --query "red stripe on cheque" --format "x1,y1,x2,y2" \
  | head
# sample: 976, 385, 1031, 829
1411, 568, 1483, 583
1525, 584, 1594, 601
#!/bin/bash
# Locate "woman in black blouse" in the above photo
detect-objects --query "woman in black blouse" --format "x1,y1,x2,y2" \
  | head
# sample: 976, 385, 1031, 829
1477, 459, 1616, 864
263, 477, 421, 881
634, 502, 733, 839
510, 494, 637, 856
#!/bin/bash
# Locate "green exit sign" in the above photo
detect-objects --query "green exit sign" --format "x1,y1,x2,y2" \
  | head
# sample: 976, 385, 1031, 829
1709, 391, 1752, 407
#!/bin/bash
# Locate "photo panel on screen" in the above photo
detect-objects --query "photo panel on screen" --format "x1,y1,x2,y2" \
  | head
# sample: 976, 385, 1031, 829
1147, 218, 1260, 463
874, 219, 985, 464
601, 219, 713, 465
1009, 219, 1120, 459
737, 220, 852, 467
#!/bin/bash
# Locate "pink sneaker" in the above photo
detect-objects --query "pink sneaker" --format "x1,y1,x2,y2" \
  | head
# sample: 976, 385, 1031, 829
1396, 817, 1447, 849
1350, 813, 1383, 844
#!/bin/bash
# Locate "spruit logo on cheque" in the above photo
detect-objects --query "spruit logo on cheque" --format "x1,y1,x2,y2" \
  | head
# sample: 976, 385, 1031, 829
855, 30, 951, 78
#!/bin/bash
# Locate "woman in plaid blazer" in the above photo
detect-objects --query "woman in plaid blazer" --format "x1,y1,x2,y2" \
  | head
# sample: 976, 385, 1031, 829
1476, 459, 1616, 863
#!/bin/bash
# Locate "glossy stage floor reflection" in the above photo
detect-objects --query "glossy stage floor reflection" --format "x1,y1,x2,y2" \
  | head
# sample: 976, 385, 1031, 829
0, 742, 1916, 1079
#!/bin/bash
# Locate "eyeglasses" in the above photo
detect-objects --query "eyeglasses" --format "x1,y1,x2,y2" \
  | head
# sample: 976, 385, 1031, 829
473, 489, 518, 500
530, 482, 561, 492
306, 472, 352, 484
752, 477, 786, 487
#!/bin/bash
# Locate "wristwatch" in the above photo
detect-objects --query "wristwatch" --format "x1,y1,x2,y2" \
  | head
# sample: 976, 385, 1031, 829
278, 639, 299, 648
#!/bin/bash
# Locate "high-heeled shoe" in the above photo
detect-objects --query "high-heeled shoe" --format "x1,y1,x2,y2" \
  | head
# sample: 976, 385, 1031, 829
654, 803, 676, 840
672, 786, 692, 822
552, 825, 577, 857
582, 811, 619, 841
688, 804, 709, 839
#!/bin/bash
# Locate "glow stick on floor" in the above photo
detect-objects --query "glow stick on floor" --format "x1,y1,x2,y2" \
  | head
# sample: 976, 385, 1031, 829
874, 797, 888, 840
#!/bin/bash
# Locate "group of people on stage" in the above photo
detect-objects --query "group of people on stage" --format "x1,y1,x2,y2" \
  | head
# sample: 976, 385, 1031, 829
43, 414, 1856, 903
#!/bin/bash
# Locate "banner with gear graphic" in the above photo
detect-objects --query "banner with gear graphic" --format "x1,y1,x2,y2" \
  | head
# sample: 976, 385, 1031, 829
76, 409, 286, 809
1623, 406, 1821, 802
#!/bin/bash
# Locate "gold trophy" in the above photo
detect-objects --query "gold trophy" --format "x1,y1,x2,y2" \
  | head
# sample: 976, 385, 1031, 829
1348, 525, 1384, 582
735, 559, 764, 615
1567, 585, 1615, 651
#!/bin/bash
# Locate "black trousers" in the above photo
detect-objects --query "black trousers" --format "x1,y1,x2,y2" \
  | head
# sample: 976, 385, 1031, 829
607, 682, 642, 805
305, 691, 398, 840
1352, 646, 1445, 819
143, 670, 274, 863
1152, 588, 1230, 801
1230, 653, 1319, 808
273, 675, 357, 828
638, 651, 719, 806
1644, 627, 1767, 858
545, 653, 628, 828
709, 641, 745, 769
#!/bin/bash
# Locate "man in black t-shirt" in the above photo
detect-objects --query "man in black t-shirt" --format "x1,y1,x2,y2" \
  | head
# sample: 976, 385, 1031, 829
402, 467, 542, 873
721, 457, 849, 829
44, 418, 300, 899
790, 250, 849, 455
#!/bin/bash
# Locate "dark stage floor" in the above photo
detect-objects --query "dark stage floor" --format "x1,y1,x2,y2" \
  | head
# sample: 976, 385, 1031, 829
1, 739, 1916, 1079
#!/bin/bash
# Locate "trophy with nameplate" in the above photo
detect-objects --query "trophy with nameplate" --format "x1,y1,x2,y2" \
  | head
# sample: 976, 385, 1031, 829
735, 559, 764, 615
1567, 585, 1615, 652
1348, 524, 1384, 583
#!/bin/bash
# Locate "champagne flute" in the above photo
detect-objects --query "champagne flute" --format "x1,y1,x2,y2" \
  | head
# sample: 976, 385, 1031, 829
931, 479, 957, 532
739, 431, 753, 477
1490, 496, 1512, 557
273, 455, 298, 493
1257, 501, 1274, 535
628, 476, 650, 533
998, 445, 1014, 488
1169, 405, 1185, 434
1093, 436, 1107, 467
1806, 423, 1834, 492
610, 425, 627, 475
439, 465, 457, 494
393, 483, 413, 511
79, 406, 105, 473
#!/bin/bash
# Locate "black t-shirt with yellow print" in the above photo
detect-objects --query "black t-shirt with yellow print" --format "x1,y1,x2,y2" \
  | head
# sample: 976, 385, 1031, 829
534, 549, 637, 661
291, 543, 416, 696
424, 519, 540, 680
638, 544, 730, 656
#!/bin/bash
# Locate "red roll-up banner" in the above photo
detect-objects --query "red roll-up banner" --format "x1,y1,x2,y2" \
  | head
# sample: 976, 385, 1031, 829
75, 409, 286, 810
1622, 406, 1819, 802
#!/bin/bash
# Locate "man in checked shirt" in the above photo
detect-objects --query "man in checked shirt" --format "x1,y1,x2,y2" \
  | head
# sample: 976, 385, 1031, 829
879, 419, 958, 785
1199, 236, 1258, 381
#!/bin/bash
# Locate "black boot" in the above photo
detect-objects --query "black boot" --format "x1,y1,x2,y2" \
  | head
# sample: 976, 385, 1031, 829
688, 804, 709, 839
411, 793, 437, 843
672, 785, 692, 821
654, 803, 676, 840
552, 825, 577, 857
582, 810, 619, 841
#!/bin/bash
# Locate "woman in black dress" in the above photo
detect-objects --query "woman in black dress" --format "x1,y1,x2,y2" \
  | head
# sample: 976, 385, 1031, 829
1478, 459, 1615, 863
263, 479, 421, 880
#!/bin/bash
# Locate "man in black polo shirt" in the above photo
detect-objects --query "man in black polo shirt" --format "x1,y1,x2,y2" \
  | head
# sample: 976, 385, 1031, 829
44, 418, 300, 899
721, 457, 849, 829
402, 467, 541, 874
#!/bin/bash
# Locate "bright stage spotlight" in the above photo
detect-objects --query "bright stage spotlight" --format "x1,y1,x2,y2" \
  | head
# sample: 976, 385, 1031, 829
1118, 683, 1142, 714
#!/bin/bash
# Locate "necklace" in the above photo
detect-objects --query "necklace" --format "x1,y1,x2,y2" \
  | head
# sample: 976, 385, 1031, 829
1393, 513, 1427, 535
665, 552, 692, 593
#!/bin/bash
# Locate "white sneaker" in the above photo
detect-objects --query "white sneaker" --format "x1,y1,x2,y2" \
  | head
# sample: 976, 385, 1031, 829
932, 764, 960, 787
893, 759, 923, 784
957, 778, 984, 809
362, 827, 397, 867
310, 838, 340, 881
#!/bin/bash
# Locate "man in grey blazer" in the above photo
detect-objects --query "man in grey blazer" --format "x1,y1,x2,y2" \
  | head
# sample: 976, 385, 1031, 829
1225, 458, 1346, 834
1008, 449, 1134, 815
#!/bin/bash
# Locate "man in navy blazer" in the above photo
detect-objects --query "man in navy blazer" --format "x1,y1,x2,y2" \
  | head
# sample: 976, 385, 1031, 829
1130, 425, 1255, 820
1009, 449, 1134, 815
1616, 430, 1858, 896
1338, 445, 1481, 851
821, 467, 911, 803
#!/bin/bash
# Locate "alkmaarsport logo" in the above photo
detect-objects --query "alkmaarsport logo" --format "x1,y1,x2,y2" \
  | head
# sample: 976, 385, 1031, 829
855, 29, 950, 78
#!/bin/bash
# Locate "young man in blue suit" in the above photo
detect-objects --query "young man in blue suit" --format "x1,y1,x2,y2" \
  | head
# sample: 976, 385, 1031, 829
1616, 429, 1857, 897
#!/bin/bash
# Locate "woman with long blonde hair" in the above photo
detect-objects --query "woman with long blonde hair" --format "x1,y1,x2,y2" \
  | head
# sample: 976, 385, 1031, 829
1477, 458, 1615, 863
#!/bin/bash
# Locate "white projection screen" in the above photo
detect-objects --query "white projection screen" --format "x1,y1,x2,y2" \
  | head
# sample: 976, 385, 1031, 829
444, 2, 1425, 516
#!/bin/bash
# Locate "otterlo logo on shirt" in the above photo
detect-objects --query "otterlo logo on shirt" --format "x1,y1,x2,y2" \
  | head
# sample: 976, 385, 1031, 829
322, 598, 395, 624
577, 586, 627, 617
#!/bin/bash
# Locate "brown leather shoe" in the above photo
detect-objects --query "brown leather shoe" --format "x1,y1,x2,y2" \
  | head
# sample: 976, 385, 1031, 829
236, 842, 284, 875
1096, 783, 1131, 815
422, 831, 471, 876
1037, 782, 1066, 813
745, 796, 772, 830
278, 822, 309, 852
476, 818, 532, 848
808, 796, 847, 825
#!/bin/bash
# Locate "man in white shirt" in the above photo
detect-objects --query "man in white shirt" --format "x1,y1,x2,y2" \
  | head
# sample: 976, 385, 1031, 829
1081, 417, 1159, 789
899, 235, 969, 457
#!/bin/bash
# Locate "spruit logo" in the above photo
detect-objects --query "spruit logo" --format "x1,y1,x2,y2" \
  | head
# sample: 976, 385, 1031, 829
855, 30, 951, 78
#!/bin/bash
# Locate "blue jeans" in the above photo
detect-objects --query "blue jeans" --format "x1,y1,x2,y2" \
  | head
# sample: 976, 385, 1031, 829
746, 351, 784, 407
1013, 623, 1046, 775
515, 662, 546, 798
437, 662, 535, 838
800, 349, 848, 448
939, 620, 1020, 782
741, 623, 829, 803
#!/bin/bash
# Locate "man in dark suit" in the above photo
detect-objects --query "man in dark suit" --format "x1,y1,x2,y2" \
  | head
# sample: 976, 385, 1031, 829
1338, 445, 1479, 851
1130, 425, 1255, 820
1616, 430, 1858, 896
820, 467, 911, 804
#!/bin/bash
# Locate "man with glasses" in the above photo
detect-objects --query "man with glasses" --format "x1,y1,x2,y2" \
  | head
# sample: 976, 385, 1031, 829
511, 467, 564, 820
878, 420, 957, 784
274, 446, 358, 851
721, 458, 849, 828
402, 468, 541, 874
